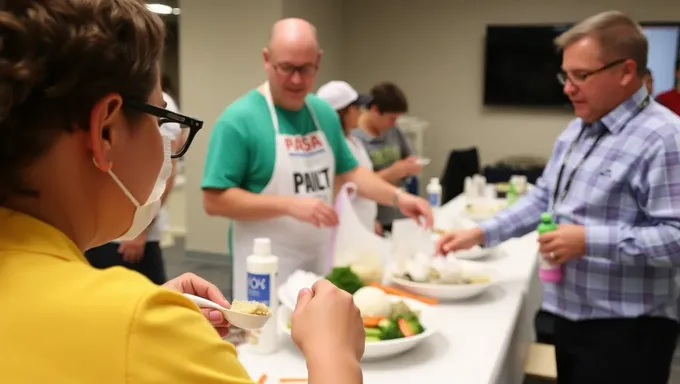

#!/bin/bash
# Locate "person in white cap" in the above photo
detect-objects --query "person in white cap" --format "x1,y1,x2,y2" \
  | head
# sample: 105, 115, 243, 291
316, 80, 382, 234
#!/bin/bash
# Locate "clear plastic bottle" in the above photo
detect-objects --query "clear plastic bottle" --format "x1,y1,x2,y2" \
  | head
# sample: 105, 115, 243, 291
246, 238, 280, 354
537, 213, 562, 283
427, 177, 442, 207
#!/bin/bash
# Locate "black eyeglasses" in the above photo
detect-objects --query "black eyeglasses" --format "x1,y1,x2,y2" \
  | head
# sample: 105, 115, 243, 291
123, 99, 203, 159
557, 58, 627, 86
272, 63, 319, 77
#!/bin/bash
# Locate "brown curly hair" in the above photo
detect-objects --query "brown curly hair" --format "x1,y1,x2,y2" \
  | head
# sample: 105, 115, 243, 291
0, 0, 166, 203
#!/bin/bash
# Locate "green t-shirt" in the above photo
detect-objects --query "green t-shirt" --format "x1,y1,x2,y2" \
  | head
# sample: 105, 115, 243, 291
202, 89, 358, 193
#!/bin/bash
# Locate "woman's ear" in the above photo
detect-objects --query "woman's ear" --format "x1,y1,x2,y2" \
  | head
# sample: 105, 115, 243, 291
88, 94, 124, 172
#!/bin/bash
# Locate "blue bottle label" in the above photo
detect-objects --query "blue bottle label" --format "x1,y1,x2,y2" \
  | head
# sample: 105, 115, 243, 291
428, 192, 440, 207
247, 272, 271, 306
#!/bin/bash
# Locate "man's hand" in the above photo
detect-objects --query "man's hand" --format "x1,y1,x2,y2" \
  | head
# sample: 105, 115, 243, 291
163, 273, 231, 338
537, 224, 586, 265
287, 197, 339, 228
388, 156, 423, 180
374, 220, 384, 236
396, 191, 433, 228
118, 231, 147, 263
436, 228, 484, 255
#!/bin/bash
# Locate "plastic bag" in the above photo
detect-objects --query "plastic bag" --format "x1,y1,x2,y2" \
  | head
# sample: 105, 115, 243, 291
327, 182, 389, 284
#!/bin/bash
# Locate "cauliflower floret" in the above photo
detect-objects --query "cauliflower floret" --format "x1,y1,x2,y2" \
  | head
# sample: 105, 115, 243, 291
352, 286, 392, 317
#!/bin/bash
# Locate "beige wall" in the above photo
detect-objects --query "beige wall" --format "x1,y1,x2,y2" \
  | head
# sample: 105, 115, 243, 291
180, 0, 680, 254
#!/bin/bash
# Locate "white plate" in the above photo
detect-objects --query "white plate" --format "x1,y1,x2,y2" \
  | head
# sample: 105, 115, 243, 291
277, 295, 439, 361
448, 246, 493, 260
387, 265, 496, 301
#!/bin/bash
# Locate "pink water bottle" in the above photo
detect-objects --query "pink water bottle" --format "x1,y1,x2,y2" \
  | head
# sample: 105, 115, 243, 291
537, 212, 562, 283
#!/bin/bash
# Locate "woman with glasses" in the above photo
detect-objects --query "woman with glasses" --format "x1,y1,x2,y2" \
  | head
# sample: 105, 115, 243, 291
0, 1, 364, 383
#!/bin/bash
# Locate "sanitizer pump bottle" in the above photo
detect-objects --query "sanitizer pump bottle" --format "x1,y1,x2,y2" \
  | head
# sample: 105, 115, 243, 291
246, 238, 280, 354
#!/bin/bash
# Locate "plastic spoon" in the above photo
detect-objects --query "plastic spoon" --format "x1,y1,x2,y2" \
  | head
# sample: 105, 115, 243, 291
183, 293, 272, 330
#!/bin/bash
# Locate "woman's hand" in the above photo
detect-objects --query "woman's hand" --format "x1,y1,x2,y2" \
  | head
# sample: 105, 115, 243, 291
163, 273, 231, 337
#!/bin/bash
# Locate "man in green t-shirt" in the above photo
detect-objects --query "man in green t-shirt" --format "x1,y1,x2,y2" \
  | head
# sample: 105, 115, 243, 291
202, 17, 432, 301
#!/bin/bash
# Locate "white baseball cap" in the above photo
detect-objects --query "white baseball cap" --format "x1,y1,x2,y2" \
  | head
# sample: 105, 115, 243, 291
316, 81, 372, 111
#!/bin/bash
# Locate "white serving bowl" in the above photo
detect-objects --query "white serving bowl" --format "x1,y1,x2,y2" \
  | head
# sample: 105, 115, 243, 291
387, 263, 497, 301
277, 295, 439, 361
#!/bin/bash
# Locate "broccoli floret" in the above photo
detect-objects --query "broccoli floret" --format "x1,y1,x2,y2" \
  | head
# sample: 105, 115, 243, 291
379, 320, 403, 340
325, 266, 364, 294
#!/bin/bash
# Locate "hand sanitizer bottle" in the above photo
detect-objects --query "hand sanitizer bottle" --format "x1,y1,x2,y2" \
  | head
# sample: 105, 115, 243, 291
246, 238, 280, 354
427, 177, 442, 207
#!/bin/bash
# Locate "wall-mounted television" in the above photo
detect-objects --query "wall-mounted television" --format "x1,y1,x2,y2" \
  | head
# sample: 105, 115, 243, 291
483, 23, 680, 107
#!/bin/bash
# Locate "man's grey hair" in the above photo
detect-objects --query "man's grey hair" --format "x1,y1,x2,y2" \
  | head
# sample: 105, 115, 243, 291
555, 11, 648, 76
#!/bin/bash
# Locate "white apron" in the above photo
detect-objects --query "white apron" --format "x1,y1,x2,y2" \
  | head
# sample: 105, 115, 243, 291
231, 83, 336, 301
345, 136, 377, 232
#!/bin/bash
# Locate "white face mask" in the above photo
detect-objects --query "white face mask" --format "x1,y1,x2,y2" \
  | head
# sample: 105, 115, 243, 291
106, 130, 173, 241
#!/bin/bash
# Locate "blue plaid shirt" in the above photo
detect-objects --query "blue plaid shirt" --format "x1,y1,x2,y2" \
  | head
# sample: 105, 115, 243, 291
480, 86, 680, 321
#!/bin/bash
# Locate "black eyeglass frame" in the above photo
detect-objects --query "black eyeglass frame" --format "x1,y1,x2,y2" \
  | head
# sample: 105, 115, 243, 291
123, 98, 203, 159
557, 58, 628, 86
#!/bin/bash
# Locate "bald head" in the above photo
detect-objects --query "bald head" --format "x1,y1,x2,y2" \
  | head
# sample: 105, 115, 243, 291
268, 18, 319, 52
263, 18, 322, 110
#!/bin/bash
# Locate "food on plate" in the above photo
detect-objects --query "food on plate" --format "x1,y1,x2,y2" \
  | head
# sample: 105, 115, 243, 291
368, 282, 439, 305
325, 266, 364, 294
465, 201, 505, 217
395, 256, 491, 285
363, 300, 425, 342
349, 259, 384, 284
352, 286, 392, 317
231, 300, 271, 316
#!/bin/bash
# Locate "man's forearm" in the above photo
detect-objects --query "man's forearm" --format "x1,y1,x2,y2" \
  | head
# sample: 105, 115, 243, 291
587, 223, 680, 268
338, 167, 398, 206
203, 188, 292, 221
307, 352, 362, 384
478, 183, 549, 246
376, 167, 401, 185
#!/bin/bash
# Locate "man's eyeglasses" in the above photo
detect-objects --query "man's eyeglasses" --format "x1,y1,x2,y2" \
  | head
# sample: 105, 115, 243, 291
557, 58, 627, 86
123, 99, 203, 159
272, 63, 318, 77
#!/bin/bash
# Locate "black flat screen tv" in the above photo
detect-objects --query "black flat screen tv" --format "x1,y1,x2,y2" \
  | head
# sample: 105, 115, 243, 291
483, 23, 680, 107
483, 24, 572, 107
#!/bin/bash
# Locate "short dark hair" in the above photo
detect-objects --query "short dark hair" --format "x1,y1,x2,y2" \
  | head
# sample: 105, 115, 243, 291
369, 82, 408, 114
644, 67, 652, 76
676, 59, 680, 71
0, 0, 165, 203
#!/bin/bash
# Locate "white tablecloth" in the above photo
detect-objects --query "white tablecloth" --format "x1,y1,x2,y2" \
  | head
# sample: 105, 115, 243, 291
238, 195, 542, 384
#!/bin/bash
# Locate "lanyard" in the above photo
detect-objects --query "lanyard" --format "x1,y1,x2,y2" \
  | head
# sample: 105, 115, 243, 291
551, 96, 650, 207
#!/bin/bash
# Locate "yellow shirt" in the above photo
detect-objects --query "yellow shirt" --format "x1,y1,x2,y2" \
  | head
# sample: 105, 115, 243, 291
0, 207, 255, 384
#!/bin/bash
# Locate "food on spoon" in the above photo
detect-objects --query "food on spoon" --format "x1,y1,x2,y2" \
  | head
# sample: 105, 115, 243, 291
230, 300, 271, 316
352, 286, 392, 317
325, 266, 364, 294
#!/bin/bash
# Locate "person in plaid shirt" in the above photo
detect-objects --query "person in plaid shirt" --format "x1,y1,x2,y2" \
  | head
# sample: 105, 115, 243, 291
438, 11, 680, 384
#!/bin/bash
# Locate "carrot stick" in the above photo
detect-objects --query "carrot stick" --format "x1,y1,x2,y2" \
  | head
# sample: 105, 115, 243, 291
257, 374, 267, 384
369, 282, 439, 305
362, 316, 385, 327
397, 318, 414, 337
